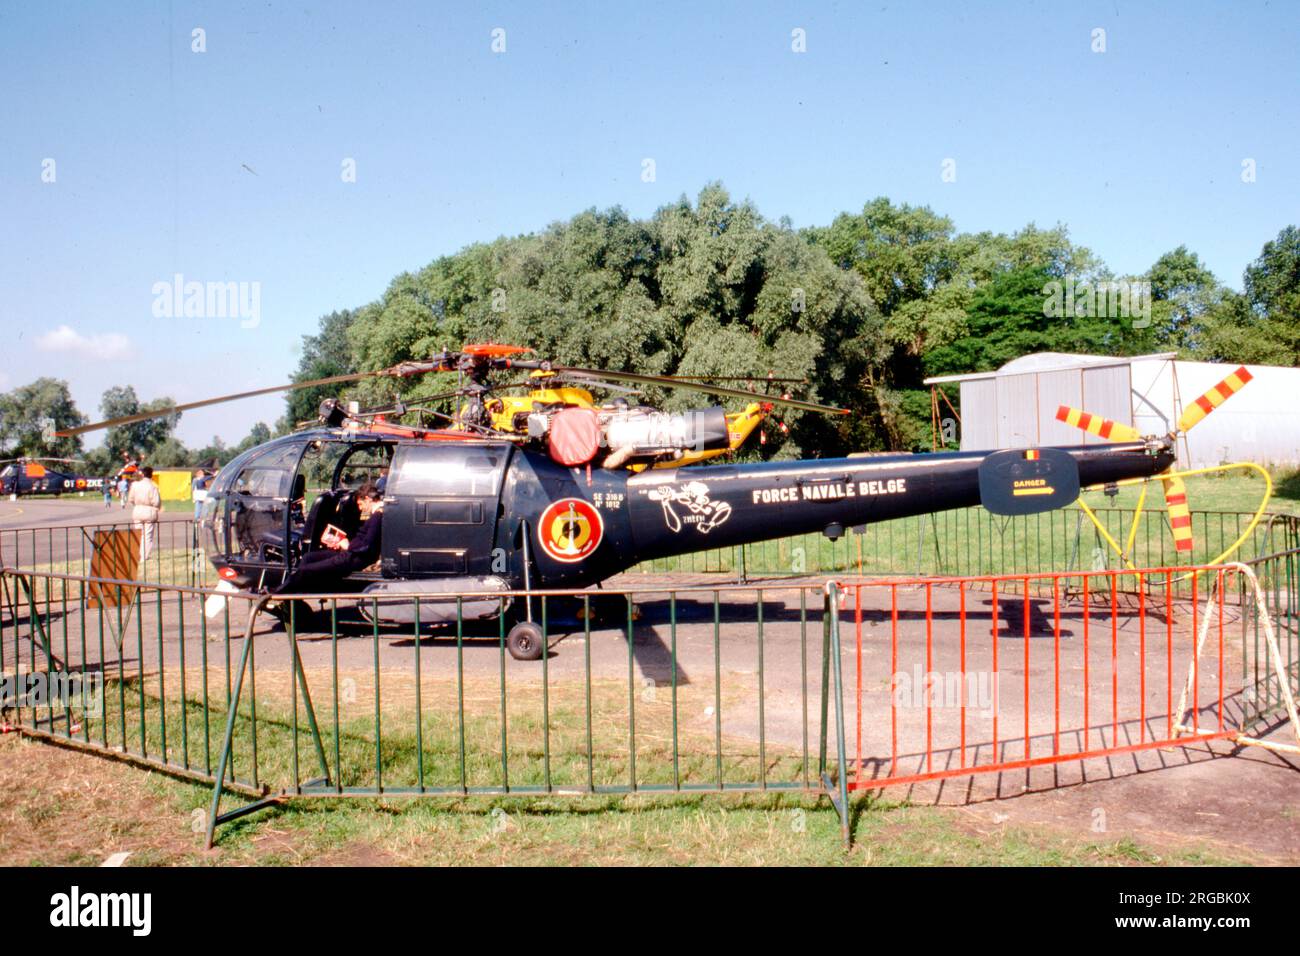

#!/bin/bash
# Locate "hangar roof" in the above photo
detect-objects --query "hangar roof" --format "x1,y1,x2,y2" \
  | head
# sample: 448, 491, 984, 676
923, 352, 1178, 385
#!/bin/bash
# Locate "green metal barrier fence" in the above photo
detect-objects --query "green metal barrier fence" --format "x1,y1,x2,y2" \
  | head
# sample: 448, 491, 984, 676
0, 569, 853, 848
0, 517, 208, 588
4, 507, 1294, 589
3, 548, 1296, 850
2, 507, 1295, 853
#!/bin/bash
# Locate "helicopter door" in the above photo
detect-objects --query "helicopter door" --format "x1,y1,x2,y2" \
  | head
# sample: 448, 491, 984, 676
225, 442, 310, 574
383, 443, 512, 578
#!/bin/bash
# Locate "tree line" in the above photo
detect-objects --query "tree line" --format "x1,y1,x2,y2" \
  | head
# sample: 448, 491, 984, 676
292, 184, 1299, 456
5, 184, 1297, 467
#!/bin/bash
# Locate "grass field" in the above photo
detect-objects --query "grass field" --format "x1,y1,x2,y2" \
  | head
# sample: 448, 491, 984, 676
1, 694, 1253, 866
18, 547, 208, 594
126, 775, 1247, 866
46, 668, 819, 801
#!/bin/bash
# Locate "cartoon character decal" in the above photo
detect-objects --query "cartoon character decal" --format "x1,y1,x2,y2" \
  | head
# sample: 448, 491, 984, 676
648, 481, 732, 534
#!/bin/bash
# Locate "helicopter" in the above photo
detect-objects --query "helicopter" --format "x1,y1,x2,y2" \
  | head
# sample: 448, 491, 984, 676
0, 457, 106, 498
56, 346, 1253, 659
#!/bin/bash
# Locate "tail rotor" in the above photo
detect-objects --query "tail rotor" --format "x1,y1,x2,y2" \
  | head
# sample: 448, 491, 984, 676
1054, 366, 1255, 556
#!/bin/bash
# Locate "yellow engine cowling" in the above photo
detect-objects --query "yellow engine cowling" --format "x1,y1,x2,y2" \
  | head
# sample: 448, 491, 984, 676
468, 372, 770, 470
483, 385, 598, 433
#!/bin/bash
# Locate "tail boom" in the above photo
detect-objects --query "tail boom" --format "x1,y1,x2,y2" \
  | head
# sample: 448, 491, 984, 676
622, 442, 1173, 563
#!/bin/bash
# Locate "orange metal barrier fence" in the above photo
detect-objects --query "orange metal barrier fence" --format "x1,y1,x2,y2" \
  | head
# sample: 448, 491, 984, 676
842, 565, 1266, 793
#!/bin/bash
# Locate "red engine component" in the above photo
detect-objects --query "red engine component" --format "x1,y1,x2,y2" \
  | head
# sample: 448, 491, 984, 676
547, 407, 601, 466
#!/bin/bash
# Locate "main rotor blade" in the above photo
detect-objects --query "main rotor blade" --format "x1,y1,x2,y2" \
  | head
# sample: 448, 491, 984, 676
0, 456, 85, 463
1176, 366, 1252, 434
659, 375, 807, 384
549, 366, 849, 416
543, 374, 642, 395
53, 370, 387, 438
52, 346, 843, 439
361, 387, 474, 417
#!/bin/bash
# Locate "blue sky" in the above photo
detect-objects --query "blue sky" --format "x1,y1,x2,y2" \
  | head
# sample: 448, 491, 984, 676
1, 0, 1296, 447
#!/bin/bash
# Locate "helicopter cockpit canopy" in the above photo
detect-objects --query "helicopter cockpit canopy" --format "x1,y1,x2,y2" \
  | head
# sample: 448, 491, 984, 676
199, 432, 400, 588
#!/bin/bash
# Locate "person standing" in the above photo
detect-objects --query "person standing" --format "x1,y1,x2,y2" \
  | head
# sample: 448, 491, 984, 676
128, 466, 162, 565
116, 474, 129, 509
102, 477, 113, 508
191, 468, 210, 521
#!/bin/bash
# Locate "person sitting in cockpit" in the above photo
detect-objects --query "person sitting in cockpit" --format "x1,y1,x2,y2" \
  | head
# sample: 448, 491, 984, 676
273, 482, 384, 594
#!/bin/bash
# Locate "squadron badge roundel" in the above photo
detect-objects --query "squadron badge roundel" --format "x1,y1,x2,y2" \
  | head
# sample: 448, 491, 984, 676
538, 497, 604, 563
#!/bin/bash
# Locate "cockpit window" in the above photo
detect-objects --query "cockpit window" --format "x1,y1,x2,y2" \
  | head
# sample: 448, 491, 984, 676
297, 440, 347, 502
0, 464, 15, 478
336, 444, 392, 491
232, 444, 303, 499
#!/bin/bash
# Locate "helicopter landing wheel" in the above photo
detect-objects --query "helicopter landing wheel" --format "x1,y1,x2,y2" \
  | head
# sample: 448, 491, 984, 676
506, 621, 546, 661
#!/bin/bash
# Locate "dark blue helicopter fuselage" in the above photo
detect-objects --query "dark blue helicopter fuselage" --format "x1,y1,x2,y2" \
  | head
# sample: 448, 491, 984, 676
200, 429, 1172, 592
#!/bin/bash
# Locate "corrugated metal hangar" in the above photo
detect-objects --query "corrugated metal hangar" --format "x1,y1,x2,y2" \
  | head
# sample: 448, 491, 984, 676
925, 352, 1300, 468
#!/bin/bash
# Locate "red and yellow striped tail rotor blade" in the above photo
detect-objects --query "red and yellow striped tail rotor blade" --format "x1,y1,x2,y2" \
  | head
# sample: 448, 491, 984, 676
1161, 474, 1195, 554
1055, 406, 1142, 442
1176, 366, 1253, 434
